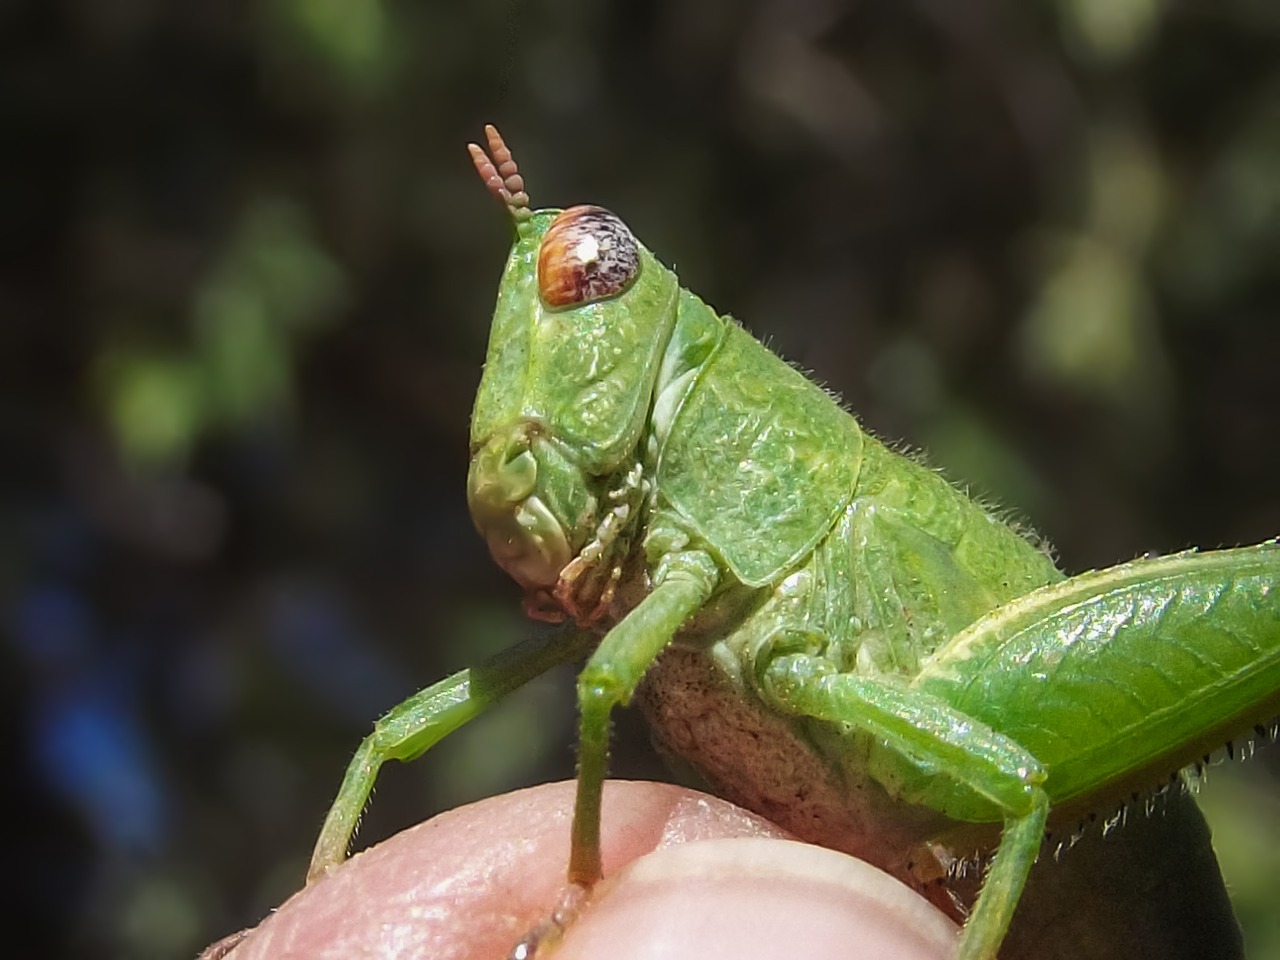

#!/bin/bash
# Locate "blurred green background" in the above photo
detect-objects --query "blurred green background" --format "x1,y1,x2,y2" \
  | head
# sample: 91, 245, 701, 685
1, 1, 1277, 957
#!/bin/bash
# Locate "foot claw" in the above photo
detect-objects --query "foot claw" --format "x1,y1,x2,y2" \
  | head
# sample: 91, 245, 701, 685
509, 884, 589, 959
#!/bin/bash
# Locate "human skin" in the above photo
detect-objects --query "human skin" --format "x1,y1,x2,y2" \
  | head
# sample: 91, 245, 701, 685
208, 780, 957, 960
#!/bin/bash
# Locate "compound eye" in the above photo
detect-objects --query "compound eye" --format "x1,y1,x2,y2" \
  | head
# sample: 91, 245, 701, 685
537, 205, 639, 307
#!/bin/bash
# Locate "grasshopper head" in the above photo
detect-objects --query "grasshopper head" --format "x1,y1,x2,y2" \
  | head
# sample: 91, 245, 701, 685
466, 127, 678, 620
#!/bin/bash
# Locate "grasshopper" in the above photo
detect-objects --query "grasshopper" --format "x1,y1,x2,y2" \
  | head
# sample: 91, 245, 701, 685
306, 126, 1280, 959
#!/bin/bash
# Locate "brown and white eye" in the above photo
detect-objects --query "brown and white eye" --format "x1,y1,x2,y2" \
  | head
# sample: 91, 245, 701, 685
537, 205, 639, 307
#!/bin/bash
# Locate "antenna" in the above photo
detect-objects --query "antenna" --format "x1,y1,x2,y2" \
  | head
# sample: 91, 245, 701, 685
468, 124, 532, 221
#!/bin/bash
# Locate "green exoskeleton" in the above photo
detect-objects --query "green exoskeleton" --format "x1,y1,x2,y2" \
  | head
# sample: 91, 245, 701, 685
307, 126, 1280, 960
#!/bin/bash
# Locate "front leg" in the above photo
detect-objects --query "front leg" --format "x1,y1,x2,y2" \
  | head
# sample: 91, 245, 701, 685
308, 627, 595, 882
512, 550, 719, 956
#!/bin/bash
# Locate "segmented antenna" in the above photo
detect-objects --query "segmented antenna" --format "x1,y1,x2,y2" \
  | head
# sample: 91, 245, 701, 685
468, 124, 532, 221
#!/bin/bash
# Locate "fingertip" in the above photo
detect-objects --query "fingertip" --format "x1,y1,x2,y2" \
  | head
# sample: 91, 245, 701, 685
207, 782, 956, 960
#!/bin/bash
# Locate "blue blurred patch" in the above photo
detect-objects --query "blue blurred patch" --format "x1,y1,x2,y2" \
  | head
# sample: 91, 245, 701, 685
267, 581, 411, 724
13, 584, 169, 856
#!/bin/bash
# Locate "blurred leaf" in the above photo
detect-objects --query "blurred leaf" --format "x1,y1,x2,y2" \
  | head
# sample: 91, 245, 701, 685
1089, 124, 1166, 252
219, 198, 347, 334
196, 277, 290, 425
1061, 0, 1165, 63
195, 198, 346, 425
102, 197, 346, 466
279, 0, 391, 88
104, 353, 206, 466
1018, 235, 1168, 412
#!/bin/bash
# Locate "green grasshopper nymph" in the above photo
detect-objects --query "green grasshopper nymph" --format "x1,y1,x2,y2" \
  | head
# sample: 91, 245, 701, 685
306, 125, 1280, 960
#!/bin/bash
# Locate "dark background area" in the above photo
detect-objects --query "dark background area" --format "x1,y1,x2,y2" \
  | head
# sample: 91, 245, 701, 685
1, 1, 1277, 957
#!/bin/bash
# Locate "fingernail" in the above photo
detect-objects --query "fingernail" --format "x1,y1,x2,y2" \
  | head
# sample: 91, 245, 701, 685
556, 837, 957, 960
